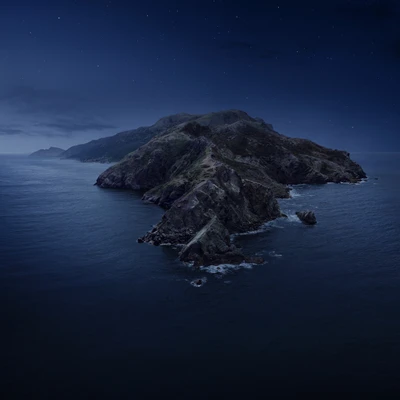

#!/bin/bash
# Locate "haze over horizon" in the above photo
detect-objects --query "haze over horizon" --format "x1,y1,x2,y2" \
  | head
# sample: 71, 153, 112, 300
1, 0, 399, 153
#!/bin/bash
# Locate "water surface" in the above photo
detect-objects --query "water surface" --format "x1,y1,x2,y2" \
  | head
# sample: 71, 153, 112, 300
1, 153, 400, 398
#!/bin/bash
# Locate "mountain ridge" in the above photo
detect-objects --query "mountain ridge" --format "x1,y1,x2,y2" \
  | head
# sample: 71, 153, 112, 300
59, 110, 276, 162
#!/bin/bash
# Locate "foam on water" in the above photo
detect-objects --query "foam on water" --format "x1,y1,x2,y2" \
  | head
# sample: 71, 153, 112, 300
268, 251, 283, 258
231, 213, 295, 238
200, 262, 254, 275
289, 188, 302, 198
265, 219, 285, 229
285, 213, 301, 223
355, 179, 368, 185
190, 277, 207, 287
231, 225, 270, 237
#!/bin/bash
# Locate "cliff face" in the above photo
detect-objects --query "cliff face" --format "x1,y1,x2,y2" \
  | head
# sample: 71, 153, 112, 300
96, 110, 366, 266
30, 147, 65, 157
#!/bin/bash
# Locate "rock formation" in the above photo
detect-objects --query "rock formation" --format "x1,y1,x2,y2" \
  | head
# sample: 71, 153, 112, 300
96, 110, 366, 266
296, 210, 317, 225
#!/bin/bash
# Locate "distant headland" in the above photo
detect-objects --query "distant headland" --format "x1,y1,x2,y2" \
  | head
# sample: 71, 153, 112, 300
30, 147, 65, 158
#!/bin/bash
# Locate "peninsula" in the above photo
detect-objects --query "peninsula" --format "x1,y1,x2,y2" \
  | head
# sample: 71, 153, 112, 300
30, 147, 65, 157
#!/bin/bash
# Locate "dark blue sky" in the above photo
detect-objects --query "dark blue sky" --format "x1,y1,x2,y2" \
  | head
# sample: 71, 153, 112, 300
0, 0, 399, 152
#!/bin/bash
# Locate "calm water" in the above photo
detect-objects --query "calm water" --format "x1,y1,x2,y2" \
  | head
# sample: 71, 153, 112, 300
1, 153, 400, 398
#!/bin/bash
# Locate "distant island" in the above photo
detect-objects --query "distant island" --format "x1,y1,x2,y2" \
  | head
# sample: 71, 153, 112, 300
92, 110, 366, 266
60, 113, 199, 163
30, 147, 65, 157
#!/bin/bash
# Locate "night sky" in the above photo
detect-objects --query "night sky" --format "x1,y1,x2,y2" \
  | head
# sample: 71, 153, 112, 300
1, 0, 399, 153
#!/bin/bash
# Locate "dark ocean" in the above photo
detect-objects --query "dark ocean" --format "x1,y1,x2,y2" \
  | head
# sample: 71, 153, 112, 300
1, 153, 400, 398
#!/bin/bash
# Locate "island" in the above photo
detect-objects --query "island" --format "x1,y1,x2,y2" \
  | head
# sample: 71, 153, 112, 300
96, 110, 366, 266
30, 147, 65, 157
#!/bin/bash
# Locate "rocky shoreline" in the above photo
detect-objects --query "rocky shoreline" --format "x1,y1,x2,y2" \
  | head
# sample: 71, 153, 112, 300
96, 110, 366, 266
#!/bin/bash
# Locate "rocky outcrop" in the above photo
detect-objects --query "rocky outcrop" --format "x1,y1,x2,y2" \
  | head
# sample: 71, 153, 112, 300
179, 216, 245, 266
30, 147, 65, 157
96, 109, 366, 265
296, 211, 317, 225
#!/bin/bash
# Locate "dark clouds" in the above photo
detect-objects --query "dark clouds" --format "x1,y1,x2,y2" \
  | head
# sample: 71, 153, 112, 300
0, 121, 114, 138
0, 84, 118, 140
38, 120, 116, 134
0, 126, 25, 136
0, 85, 87, 116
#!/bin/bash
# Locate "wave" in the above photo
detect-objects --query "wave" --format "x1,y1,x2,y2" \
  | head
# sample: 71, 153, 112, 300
190, 277, 207, 287
266, 220, 285, 229
231, 217, 289, 238
231, 226, 269, 237
268, 251, 283, 258
284, 213, 301, 223
289, 188, 302, 198
200, 262, 255, 275
340, 178, 369, 186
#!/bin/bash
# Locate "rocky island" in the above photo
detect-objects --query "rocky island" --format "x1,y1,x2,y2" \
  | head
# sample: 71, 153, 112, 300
96, 110, 366, 266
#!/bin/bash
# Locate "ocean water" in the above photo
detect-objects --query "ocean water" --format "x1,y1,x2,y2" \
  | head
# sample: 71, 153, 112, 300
1, 153, 400, 398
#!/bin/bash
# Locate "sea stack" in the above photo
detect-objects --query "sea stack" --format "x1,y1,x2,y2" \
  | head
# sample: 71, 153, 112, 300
296, 211, 317, 225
